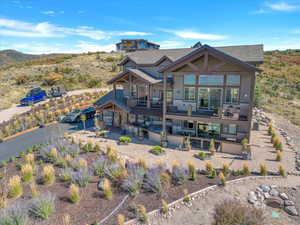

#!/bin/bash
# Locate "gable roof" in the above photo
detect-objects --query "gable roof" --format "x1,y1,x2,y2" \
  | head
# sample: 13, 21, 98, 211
107, 68, 162, 85
119, 44, 263, 66
159, 44, 261, 73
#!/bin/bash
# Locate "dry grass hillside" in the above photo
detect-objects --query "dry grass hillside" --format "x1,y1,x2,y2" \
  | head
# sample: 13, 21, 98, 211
0, 52, 123, 109
256, 49, 300, 126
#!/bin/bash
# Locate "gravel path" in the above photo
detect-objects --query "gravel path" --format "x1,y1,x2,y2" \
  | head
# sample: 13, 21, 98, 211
0, 88, 109, 123
150, 176, 300, 225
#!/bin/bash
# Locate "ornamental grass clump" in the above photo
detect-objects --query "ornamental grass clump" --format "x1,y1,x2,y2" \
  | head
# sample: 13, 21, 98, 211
136, 204, 148, 224
21, 164, 34, 182
161, 199, 169, 215
121, 164, 145, 196
60, 168, 72, 182
260, 164, 267, 176
63, 214, 71, 225
205, 161, 213, 175
70, 169, 91, 187
64, 154, 73, 167
69, 184, 80, 203
0, 203, 29, 225
160, 172, 171, 189
8, 175, 23, 198
242, 163, 250, 176
209, 139, 216, 155
103, 178, 113, 200
144, 168, 163, 194
278, 164, 286, 177
117, 214, 125, 225
29, 192, 56, 220
188, 161, 196, 181
0, 186, 8, 209
222, 162, 230, 176
30, 182, 39, 198
42, 165, 55, 185
50, 148, 58, 160
171, 161, 188, 185
25, 153, 35, 166
182, 188, 190, 203
275, 151, 282, 161
78, 158, 88, 169
219, 172, 226, 186
138, 158, 147, 170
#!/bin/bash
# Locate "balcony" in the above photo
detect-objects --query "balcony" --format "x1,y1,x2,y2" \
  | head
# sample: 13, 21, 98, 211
167, 103, 250, 121
127, 98, 163, 109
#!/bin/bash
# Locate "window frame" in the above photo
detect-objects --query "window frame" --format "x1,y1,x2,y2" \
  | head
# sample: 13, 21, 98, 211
184, 87, 196, 101
225, 87, 240, 104
223, 124, 237, 135
199, 74, 224, 86
184, 74, 196, 85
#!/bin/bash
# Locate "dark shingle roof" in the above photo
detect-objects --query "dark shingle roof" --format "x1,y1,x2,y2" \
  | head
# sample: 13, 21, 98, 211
123, 44, 263, 65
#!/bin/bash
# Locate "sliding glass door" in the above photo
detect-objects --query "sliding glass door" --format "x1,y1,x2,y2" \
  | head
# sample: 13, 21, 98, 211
198, 88, 222, 110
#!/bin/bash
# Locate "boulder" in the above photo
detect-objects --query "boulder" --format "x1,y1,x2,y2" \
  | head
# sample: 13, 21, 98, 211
284, 206, 298, 216
279, 193, 289, 200
260, 185, 271, 192
97, 179, 104, 191
248, 191, 257, 204
265, 197, 284, 209
264, 192, 271, 199
270, 189, 279, 197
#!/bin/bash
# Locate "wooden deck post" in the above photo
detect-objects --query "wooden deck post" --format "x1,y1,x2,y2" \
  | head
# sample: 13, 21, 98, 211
113, 84, 116, 99
162, 73, 167, 134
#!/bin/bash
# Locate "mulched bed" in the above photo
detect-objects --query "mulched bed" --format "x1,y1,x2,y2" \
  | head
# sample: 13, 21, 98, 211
0, 150, 245, 225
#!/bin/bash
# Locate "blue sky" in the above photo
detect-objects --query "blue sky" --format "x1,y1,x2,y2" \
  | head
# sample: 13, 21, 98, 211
0, 0, 300, 54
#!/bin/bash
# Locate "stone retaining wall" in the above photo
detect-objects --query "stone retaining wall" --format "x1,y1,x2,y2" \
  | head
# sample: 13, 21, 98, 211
125, 175, 283, 225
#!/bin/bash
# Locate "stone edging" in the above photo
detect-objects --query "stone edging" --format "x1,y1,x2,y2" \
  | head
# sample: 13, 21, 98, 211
125, 175, 284, 225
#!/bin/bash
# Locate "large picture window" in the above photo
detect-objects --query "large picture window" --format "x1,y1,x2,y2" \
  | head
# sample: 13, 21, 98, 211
227, 75, 240, 86
199, 75, 224, 86
223, 124, 237, 135
184, 87, 196, 101
184, 74, 196, 85
225, 88, 239, 104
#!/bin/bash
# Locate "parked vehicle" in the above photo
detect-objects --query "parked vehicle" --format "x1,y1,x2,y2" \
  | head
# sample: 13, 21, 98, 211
61, 106, 96, 123
48, 86, 67, 98
20, 88, 47, 106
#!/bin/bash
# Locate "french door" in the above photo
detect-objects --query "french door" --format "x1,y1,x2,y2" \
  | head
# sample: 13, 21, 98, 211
198, 88, 222, 110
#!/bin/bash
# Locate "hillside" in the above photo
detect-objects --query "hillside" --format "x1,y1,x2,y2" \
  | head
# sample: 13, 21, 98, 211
256, 49, 300, 126
0, 51, 123, 109
0, 49, 64, 66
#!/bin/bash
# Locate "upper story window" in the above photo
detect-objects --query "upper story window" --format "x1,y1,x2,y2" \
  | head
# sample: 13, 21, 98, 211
184, 87, 196, 101
199, 75, 224, 86
225, 88, 239, 104
227, 75, 240, 86
184, 74, 196, 85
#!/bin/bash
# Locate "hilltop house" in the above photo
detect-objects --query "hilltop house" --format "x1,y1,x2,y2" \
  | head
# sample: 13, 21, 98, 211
95, 44, 263, 154
116, 39, 160, 52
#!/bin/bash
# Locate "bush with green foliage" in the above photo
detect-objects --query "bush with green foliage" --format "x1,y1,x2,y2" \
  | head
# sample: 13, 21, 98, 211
29, 193, 56, 219
119, 136, 132, 144
149, 145, 165, 155
0, 203, 29, 225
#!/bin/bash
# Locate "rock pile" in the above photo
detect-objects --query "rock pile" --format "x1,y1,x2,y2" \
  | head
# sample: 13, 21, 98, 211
248, 185, 298, 216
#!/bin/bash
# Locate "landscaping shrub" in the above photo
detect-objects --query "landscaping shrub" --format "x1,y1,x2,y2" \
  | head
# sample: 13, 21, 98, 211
136, 204, 148, 224
150, 146, 165, 155
8, 175, 23, 198
144, 168, 163, 193
78, 158, 88, 169
138, 158, 147, 170
209, 139, 216, 155
275, 151, 282, 161
278, 164, 286, 177
42, 165, 55, 185
171, 162, 188, 185
18, 152, 25, 158
160, 172, 171, 189
222, 162, 230, 176
70, 169, 91, 187
21, 164, 34, 182
104, 160, 127, 182
0, 185, 7, 209
119, 136, 132, 144
188, 161, 196, 181
30, 182, 39, 198
117, 214, 125, 225
63, 214, 71, 225
260, 164, 268, 176
182, 188, 190, 203
64, 154, 73, 167
212, 199, 265, 225
29, 192, 56, 219
197, 151, 206, 160
59, 168, 72, 182
205, 161, 213, 175
1, 160, 7, 168
161, 199, 169, 215
219, 172, 226, 186
103, 178, 113, 200
93, 144, 101, 152
25, 153, 35, 166
69, 184, 80, 203
92, 156, 107, 177
121, 164, 145, 196
0, 203, 29, 225
242, 163, 250, 176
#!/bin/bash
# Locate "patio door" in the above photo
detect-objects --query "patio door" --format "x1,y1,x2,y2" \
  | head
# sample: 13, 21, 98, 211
198, 88, 222, 110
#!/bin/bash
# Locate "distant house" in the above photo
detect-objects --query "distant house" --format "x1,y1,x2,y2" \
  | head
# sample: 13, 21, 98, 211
116, 39, 160, 52
95, 44, 264, 154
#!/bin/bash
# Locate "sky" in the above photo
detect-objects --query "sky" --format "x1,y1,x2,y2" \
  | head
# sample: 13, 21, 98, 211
0, 0, 300, 54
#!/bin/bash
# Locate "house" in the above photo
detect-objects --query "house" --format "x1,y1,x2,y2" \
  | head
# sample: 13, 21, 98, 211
95, 44, 264, 154
116, 39, 160, 52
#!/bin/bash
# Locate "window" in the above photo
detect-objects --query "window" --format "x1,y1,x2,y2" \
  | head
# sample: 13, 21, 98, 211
166, 91, 173, 104
223, 124, 237, 135
184, 74, 196, 85
184, 87, 196, 101
227, 75, 240, 86
183, 120, 194, 129
167, 74, 173, 79
225, 88, 239, 104
199, 75, 224, 86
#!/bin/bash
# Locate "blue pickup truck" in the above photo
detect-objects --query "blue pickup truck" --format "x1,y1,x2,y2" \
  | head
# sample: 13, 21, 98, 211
20, 88, 47, 106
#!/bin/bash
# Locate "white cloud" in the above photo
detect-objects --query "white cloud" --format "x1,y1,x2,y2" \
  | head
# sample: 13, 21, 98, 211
41, 10, 64, 16
0, 17, 151, 40
160, 29, 226, 40
159, 40, 186, 49
252, 9, 269, 14
76, 41, 115, 52
266, 1, 298, 11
